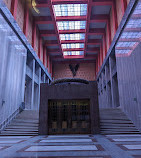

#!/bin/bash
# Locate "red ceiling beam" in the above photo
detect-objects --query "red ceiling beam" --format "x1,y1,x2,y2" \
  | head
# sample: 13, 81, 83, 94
107, 19, 111, 48
23, 4, 29, 37
34, 16, 52, 21
90, 14, 109, 22
116, 47, 133, 50
47, 48, 60, 52
119, 38, 140, 42
45, 43, 59, 46
11, 0, 18, 19
111, 0, 118, 34
121, 0, 127, 15
103, 34, 107, 58
43, 46, 46, 66
131, 14, 141, 19
38, 36, 42, 58
87, 47, 100, 52
87, 42, 101, 45
36, 3, 49, 7
91, 0, 113, 6
52, 0, 88, 5
48, 52, 61, 55
32, 22, 36, 50
45, 40, 58, 44
59, 29, 85, 34
84, 0, 92, 56
40, 30, 56, 36
34, 16, 53, 24
124, 28, 141, 32
63, 48, 84, 52
89, 28, 105, 35
53, 60, 96, 64
56, 16, 87, 21
61, 40, 85, 44
63, 55, 85, 59
88, 39, 102, 43
48, 0, 62, 54
52, 55, 96, 60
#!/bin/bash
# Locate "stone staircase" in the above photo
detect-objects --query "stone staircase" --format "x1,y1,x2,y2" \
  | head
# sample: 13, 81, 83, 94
0, 110, 39, 136
100, 108, 141, 135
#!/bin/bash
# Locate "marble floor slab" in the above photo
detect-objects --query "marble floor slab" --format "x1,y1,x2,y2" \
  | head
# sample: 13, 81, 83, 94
123, 145, 141, 150
25, 145, 98, 151
0, 140, 22, 143
106, 135, 141, 137
48, 135, 90, 138
0, 136, 32, 139
113, 138, 141, 142
40, 139, 92, 143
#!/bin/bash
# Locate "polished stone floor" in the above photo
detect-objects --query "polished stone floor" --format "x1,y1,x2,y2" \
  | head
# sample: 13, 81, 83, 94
0, 134, 141, 158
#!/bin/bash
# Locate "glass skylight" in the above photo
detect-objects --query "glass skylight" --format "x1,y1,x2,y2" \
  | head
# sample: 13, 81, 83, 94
60, 33, 85, 40
120, 32, 141, 39
133, 2, 141, 14
126, 19, 141, 28
115, 50, 130, 54
57, 21, 86, 30
63, 51, 84, 56
116, 42, 136, 47
54, 4, 87, 16
62, 43, 84, 49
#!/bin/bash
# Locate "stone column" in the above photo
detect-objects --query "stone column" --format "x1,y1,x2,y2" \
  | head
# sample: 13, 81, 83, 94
31, 59, 35, 109
38, 68, 41, 110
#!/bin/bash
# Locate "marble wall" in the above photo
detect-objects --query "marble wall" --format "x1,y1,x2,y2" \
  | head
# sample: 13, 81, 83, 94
115, 0, 141, 131
0, 13, 27, 128
116, 43, 141, 131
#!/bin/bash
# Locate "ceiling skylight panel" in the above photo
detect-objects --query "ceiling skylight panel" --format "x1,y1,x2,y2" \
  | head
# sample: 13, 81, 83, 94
126, 19, 141, 28
63, 51, 84, 56
74, 4, 80, 16
54, 4, 87, 17
62, 43, 84, 49
60, 33, 85, 40
57, 21, 86, 30
115, 50, 130, 54
116, 42, 136, 47
120, 32, 141, 38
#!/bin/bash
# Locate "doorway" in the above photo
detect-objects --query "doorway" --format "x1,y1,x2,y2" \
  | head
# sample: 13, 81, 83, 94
48, 100, 91, 134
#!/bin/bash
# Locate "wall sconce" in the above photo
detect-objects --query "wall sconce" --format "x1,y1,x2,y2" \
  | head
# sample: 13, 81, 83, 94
31, 0, 40, 14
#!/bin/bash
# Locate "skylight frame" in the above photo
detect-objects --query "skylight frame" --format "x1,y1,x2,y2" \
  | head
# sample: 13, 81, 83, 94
54, 4, 87, 17
63, 51, 84, 56
57, 21, 86, 30
62, 43, 84, 49
60, 33, 85, 41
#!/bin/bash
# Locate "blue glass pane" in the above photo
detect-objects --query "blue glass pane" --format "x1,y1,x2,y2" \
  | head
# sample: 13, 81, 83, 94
63, 51, 84, 55
54, 4, 87, 16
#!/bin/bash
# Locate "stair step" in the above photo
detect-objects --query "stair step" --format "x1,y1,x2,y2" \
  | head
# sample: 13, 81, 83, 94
1, 131, 38, 134
8, 124, 38, 128
12, 119, 38, 123
0, 110, 39, 136
101, 127, 138, 129
0, 133, 38, 136
6, 126, 38, 129
100, 108, 140, 135
100, 124, 136, 127
5, 129, 38, 131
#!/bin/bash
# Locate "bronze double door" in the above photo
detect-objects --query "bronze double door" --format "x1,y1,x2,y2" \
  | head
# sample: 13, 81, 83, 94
48, 100, 91, 134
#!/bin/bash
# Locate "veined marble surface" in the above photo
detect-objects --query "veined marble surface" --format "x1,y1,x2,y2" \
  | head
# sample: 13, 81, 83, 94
25, 145, 98, 151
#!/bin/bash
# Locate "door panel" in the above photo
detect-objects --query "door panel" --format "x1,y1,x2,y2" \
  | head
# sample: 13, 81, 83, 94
48, 100, 91, 134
